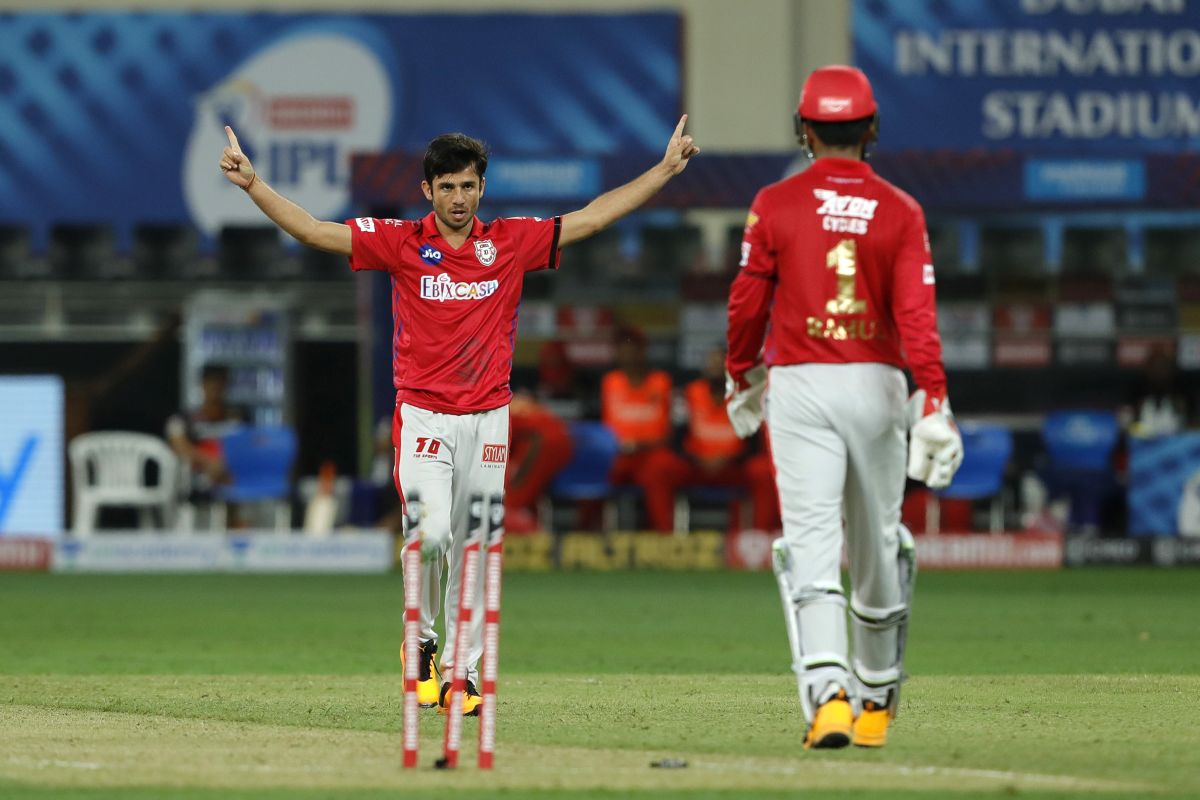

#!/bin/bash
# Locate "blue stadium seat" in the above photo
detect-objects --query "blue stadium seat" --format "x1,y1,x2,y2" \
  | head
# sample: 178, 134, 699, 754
542, 421, 620, 531
1043, 411, 1120, 471
1041, 410, 1121, 531
549, 421, 618, 500
932, 422, 1013, 533
217, 425, 298, 531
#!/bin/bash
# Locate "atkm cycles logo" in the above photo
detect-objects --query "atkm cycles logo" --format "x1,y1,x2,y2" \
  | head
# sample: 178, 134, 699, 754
813, 188, 878, 235
420, 273, 500, 302
474, 239, 497, 266
419, 243, 443, 267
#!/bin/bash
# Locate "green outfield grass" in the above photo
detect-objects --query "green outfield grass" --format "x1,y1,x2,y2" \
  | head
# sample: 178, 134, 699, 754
1, 568, 1197, 799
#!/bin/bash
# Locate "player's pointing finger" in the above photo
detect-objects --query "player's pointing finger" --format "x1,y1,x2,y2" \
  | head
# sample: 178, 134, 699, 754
673, 114, 688, 140
225, 125, 241, 154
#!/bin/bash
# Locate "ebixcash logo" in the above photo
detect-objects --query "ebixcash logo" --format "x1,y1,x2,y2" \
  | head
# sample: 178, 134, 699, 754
420, 272, 499, 302
183, 32, 393, 235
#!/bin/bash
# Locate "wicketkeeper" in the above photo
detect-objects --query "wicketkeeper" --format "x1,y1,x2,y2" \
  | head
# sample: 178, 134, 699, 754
725, 65, 962, 749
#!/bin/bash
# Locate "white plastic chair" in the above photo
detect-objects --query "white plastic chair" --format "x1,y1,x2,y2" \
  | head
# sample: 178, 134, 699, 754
69, 431, 179, 536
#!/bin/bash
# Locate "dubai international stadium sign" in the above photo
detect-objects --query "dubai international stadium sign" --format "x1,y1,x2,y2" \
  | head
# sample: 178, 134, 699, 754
854, 0, 1200, 153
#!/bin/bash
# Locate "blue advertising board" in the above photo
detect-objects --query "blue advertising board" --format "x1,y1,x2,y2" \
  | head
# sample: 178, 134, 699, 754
0, 13, 680, 247
1129, 432, 1200, 536
854, 0, 1200, 154
0, 377, 64, 537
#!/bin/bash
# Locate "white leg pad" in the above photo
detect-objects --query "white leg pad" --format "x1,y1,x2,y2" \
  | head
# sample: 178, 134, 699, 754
773, 539, 851, 722
850, 524, 917, 712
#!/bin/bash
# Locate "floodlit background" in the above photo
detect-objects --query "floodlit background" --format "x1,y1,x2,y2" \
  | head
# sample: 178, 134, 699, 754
2, 3, 1199, 799
1, 0, 1199, 562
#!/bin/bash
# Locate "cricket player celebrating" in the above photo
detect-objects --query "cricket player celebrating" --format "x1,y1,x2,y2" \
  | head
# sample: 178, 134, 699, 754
219, 118, 698, 715
725, 66, 961, 749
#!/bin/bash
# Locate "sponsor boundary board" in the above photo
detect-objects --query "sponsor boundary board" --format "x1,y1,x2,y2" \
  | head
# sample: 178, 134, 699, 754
52, 532, 393, 573
0, 537, 53, 572
417, 530, 1069, 571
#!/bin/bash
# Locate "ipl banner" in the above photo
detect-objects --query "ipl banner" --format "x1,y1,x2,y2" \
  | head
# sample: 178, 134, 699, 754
0, 13, 680, 246
853, 0, 1200, 154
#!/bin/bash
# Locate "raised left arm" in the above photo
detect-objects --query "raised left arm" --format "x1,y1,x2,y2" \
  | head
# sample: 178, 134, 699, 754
559, 114, 700, 248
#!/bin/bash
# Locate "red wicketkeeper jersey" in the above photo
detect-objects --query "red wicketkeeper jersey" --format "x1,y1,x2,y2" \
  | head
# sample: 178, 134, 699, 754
726, 157, 947, 400
347, 212, 561, 430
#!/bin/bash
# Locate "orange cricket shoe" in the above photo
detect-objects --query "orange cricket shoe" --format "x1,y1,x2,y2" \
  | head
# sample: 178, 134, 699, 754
804, 689, 853, 750
853, 699, 892, 748
438, 679, 482, 717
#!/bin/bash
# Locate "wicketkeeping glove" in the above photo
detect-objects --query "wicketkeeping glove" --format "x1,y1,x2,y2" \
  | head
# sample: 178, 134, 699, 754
725, 364, 768, 439
907, 389, 963, 490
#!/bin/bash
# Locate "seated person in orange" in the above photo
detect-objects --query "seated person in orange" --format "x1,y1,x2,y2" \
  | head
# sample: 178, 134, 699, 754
684, 347, 780, 531
505, 389, 573, 533
601, 328, 688, 532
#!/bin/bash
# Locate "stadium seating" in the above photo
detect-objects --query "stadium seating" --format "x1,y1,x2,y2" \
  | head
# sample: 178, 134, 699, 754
1061, 226, 1128, 276
929, 422, 1014, 534
541, 421, 620, 531
927, 222, 962, 274
981, 225, 1053, 303
216, 425, 298, 531
49, 223, 125, 280
218, 225, 287, 281
132, 223, 200, 281
68, 431, 179, 535
639, 224, 705, 273
299, 245, 351, 281
0, 225, 42, 280
1145, 226, 1200, 276
980, 225, 1045, 277
553, 227, 627, 303
1041, 410, 1121, 532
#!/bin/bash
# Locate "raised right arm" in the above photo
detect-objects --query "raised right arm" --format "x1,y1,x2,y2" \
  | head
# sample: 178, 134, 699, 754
219, 126, 351, 256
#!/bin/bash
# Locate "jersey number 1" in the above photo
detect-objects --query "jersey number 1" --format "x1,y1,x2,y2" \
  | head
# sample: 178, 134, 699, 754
825, 239, 867, 315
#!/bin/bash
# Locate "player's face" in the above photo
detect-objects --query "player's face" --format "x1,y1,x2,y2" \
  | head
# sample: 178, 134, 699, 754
422, 167, 484, 233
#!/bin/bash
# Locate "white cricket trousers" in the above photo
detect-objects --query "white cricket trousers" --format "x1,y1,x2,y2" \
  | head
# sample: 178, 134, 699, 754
767, 363, 908, 711
395, 402, 509, 684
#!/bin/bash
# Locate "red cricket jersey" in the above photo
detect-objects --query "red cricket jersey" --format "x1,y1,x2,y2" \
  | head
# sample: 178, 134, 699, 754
347, 212, 561, 431
726, 157, 946, 400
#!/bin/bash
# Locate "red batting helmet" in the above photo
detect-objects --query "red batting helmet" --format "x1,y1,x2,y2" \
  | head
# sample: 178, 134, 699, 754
797, 65, 877, 122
